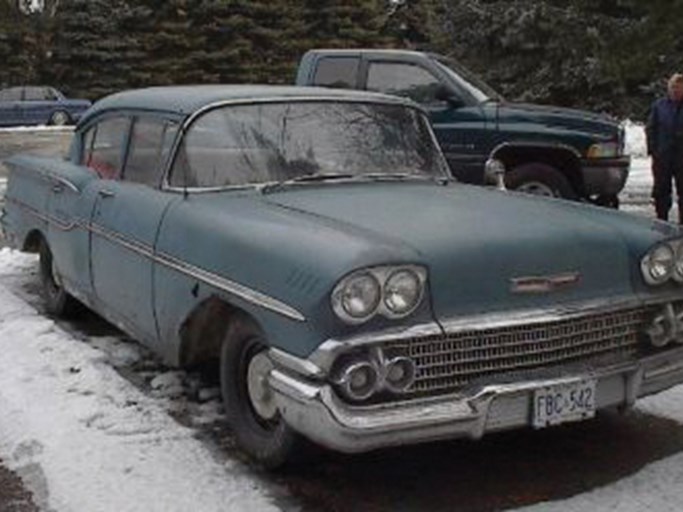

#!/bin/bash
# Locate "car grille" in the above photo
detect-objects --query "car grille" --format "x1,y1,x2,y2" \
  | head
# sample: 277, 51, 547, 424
388, 306, 654, 398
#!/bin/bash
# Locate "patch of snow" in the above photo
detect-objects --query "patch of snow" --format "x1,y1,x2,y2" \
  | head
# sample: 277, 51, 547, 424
623, 120, 647, 158
0, 125, 74, 134
0, 249, 278, 512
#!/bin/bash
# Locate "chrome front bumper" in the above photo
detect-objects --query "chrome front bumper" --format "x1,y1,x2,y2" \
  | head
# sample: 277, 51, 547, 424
268, 346, 683, 453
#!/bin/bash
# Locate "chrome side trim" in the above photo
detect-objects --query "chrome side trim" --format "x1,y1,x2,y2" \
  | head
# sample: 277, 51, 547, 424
7, 197, 306, 322
154, 251, 306, 322
89, 222, 155, 259
5, 197, 79, 232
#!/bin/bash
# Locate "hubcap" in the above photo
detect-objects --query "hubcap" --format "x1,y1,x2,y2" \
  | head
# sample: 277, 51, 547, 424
515, 181, 556, 197
246, 351, 278, 421
52, 112, 68, 126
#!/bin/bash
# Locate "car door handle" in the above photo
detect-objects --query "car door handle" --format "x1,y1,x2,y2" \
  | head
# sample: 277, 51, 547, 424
52, 183, 64, 194
98, 189, 115, 198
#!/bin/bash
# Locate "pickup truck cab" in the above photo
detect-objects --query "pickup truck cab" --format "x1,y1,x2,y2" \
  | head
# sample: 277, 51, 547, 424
296, 49, 630, 207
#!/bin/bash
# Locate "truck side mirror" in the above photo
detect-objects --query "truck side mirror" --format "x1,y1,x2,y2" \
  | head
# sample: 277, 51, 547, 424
434, 86, 464, 108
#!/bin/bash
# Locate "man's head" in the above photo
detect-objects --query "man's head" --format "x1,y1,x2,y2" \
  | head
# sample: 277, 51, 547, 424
668, 73, 683, 102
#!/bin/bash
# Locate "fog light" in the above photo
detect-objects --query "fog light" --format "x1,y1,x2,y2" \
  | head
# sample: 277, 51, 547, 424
384, 357, 416, 392
335, 360, 380, 401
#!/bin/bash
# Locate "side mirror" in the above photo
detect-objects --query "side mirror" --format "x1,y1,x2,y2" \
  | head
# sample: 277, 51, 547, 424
434, 86, 464, 108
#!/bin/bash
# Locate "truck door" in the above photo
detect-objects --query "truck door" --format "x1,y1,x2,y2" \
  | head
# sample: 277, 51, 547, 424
360, 59, 488, 184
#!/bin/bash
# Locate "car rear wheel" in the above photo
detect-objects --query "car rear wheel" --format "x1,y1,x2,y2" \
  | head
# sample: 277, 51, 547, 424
505, 163, 577, 200
38, 239, 79, 317
220, 313, 301, 469
49, 110, 70, 126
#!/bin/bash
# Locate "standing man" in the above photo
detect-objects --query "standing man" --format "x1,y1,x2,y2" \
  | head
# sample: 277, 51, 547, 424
646, 73, 683, 223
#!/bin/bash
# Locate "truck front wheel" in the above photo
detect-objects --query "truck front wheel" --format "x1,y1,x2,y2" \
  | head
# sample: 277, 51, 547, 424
505, 163, 577, 200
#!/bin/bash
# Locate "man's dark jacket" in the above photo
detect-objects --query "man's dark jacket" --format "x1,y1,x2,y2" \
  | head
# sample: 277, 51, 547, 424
646, 97, 683, 165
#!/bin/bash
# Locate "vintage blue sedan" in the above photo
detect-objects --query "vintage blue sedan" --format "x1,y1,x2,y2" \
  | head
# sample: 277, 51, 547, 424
0, 86, 91, 127
3, 85, 683, 468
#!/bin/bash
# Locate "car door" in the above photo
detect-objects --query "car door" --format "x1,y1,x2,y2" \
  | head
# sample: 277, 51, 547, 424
22, 86, 55, 125
88, 114, 179, 345
0, 87, 24, 126
361, 59, 488, 184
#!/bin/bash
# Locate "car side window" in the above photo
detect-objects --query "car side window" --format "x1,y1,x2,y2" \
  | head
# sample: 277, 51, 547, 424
313, 57, 360, 89
0, 88, 22, 102
366, 62, 443, 105
84, 117, 129, 179
23, 87, 52, 101
124, 118, 178, 186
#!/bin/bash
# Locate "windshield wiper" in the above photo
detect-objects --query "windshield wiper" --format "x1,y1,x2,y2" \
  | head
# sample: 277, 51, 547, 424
260, 173, 354, 194
358, 173, 454, 185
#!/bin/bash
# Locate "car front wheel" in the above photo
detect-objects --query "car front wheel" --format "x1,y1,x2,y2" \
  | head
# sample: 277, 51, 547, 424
220, 313, 301, 469
505, 163, 576, 200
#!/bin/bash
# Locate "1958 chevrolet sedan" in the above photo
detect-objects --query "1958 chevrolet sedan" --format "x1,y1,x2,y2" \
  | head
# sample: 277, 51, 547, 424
3, 85, 683, 468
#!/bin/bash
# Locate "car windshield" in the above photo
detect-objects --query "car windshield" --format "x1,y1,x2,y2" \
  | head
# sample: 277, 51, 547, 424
433, 57, 504, 104
171, 101, 450, 188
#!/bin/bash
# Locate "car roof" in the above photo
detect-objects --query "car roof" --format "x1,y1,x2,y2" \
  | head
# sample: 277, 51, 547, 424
78, 84, 415, 127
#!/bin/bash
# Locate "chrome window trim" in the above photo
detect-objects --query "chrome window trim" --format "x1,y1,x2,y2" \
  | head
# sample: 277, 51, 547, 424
7, 197, 306, 322
160, 96, 441, 194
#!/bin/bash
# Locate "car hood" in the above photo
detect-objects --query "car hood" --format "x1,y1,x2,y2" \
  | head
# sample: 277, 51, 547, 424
262, 182, 666, 322
492, 102, 620, 139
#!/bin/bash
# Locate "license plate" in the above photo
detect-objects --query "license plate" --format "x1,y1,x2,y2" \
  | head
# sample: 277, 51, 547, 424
533, 380, 596, 428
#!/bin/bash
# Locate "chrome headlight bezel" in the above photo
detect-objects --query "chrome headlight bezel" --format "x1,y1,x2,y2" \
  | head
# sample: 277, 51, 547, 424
641, 241, 678, 285
331, 265, 428, 324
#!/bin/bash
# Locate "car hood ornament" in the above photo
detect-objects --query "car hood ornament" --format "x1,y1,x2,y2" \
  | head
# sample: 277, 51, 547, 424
510, 271, 581, 294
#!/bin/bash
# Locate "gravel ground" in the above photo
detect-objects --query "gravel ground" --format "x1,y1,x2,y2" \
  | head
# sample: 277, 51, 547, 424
0, 460, 39, 512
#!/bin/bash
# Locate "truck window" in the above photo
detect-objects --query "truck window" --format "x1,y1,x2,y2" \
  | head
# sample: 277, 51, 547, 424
366, 62, 443, 105
313, 57, 359, 88
124, 118, 178, 186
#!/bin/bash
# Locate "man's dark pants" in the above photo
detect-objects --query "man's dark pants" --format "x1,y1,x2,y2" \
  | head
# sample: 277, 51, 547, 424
652, 155, 683, 223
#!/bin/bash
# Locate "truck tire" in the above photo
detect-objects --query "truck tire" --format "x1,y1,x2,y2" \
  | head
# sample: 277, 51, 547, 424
220, 313, 302, 469
505, 163, 577, 200
38, 239, 79, 317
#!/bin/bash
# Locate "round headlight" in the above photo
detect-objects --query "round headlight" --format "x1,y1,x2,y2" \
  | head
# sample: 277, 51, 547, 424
384, 269, 423, 316
644, 244, 675, 284
337, 272, 381, 321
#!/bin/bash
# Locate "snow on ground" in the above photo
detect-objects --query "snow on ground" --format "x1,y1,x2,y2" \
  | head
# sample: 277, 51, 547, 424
0, 126, 73, 134
0, 249, 279, 512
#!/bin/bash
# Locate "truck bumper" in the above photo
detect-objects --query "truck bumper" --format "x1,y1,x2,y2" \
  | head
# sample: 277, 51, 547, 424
269, 345, 683, 453
580, 156, 631, 196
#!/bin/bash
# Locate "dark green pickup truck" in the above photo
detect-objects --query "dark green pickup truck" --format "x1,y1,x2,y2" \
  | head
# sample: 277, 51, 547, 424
296, 49, 630, 207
